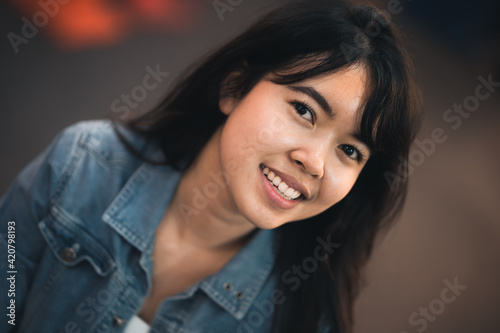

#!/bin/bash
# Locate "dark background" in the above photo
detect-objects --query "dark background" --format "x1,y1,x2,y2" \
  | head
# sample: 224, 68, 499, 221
1, 0, 499, 332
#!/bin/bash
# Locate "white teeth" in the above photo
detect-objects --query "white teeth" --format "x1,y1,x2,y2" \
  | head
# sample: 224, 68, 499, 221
278, 182, 288, 192
261, 165, 302, 200
284, 188, 295, 197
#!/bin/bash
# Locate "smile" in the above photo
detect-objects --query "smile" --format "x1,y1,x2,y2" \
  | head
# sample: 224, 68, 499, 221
260, 164, 303, 200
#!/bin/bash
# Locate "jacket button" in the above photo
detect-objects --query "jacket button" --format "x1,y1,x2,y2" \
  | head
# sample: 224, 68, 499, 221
60, 247, 77, 263
112, 315, 127, 327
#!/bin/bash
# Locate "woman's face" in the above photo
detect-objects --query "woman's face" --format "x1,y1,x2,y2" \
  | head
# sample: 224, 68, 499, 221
218, 65, 372, 229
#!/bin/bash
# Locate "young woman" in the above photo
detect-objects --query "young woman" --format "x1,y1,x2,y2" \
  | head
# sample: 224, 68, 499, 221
1, 0, 421, 332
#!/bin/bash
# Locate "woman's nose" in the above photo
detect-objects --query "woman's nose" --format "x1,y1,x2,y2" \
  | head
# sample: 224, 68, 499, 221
289, 145, 325, 179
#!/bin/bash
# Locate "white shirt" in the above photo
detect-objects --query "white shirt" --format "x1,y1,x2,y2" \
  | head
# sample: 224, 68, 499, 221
124, 315, 150, 333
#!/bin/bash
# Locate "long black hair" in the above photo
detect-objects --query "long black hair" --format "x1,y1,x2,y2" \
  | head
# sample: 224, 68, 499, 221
111, 0, 422, 332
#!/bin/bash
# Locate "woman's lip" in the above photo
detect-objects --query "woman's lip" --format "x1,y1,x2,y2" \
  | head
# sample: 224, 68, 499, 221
260, 166, 303, 209
260, 164, 310, 199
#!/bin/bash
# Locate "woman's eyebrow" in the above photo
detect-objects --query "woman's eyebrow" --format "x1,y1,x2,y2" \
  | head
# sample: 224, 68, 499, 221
287, 85, 335, 118
288, 85, 370, 151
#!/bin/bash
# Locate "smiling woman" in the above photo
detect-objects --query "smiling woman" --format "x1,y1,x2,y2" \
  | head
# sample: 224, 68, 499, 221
215, 67, 373, 228
0, 0, 421, 332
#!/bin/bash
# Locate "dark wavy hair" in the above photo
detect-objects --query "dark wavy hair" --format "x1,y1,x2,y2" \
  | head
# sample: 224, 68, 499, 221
111, 0, 422, 332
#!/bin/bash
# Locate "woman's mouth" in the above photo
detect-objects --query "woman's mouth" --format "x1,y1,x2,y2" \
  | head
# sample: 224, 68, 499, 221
261, 165, 301, 200
259, 164, 305, 209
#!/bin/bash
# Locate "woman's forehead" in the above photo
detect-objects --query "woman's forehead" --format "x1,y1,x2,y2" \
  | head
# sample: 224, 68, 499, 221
285, 65, 372, 122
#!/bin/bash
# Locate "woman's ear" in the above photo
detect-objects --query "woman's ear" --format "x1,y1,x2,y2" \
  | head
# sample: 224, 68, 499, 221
219, 71, 242, 115
219, 95, 238, 115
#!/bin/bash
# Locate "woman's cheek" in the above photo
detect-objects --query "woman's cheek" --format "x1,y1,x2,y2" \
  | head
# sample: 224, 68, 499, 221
246, 101, 291, 145
259, 110, 290, 144
321, 173, 355, 205
338, 173, 360, 200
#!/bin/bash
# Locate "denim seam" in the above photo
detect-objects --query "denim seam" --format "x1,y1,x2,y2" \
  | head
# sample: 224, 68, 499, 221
102, 163, 152, 251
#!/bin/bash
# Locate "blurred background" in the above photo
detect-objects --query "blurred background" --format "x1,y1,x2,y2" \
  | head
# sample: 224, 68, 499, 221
1, 0, 499, 332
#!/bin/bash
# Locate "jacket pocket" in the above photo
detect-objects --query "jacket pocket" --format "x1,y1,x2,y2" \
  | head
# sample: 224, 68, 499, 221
39, 205, 116, 277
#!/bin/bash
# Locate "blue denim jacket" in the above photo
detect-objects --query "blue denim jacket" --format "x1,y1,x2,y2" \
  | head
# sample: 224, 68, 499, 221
0, 120, 291, 333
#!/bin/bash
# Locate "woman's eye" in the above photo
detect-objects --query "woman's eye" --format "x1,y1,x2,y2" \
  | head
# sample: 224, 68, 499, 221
292, 102, 314, 123
339, 144, 361, 161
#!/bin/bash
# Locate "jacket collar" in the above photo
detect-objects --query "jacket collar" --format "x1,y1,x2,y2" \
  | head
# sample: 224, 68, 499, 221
101, 158, 279, 320
200, 228, 278, 320
101, 159, 182, 254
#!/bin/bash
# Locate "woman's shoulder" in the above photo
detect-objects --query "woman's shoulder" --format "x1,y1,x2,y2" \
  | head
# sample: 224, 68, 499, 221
42, 119, 163, 210
40, 119, 173, 247
56, 119, 158, 165
62, 119, 151, 153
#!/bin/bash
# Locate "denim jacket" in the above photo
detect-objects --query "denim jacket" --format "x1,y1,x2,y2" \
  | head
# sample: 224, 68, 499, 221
0, 119, 289, 333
